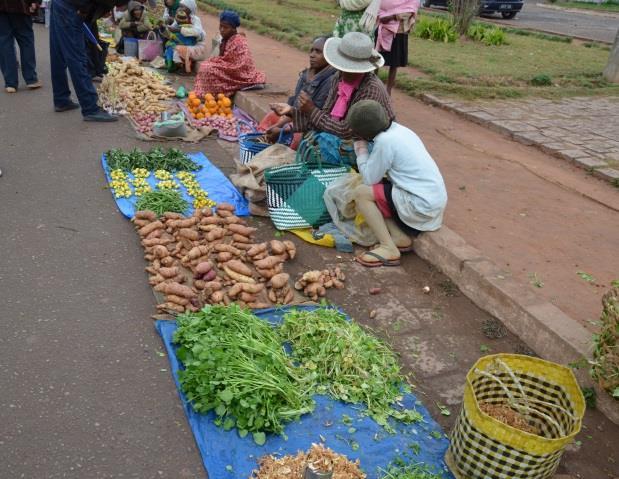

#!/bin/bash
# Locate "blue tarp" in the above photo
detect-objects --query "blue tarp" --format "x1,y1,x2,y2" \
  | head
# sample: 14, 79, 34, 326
155, 306, 453, 479
101, 151, 249, 219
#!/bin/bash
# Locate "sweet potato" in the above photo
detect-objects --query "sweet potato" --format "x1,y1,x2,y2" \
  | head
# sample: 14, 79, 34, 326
165, 294, 189, 306
213, 243, 240, 255
194, 207, 213, 217
240, 283, 264, 294
152, 245, 169, 259
258, 268, 278, 280
302, 270, 322, 283
270, 273, 290, 290
142, 237, 172, 247
267, 289, 277, 303
169, 217, 199, 229
195, 261, 213, 275
148, 273, 165, 285
203, 269, 217, 281
206, 228, 226, 242
227, 283, 244, 298
224, 216, 243, 225
216, 209, 233, 218
163, 212, 184, 220
198, 224, 219, 232
217, 252, 233, 263
203, 281, 222, 295
185, 245, 210, 261
132, 219, 151, 228
305, 282, 326, 299
159, 266, 179, 279
226, 260, 254, 278
230, 233, 250, 244
134, 210, 158, 221
283, 240, 297, 259
157, 302, 185, 313
247, 243, 267, 258
178, 228, 200, 241
254, 256, 284, 270
211, 291, 225, 303
193, 280, 206, 290
240, 292, 257, 303
154, 282, 195, 298
333, 279, 345, 289
233, 242, 253, 251
223, 266, 256, 284
269, 240, 286, 256
201, 216, 221, 225
248, 302, 271, 309
160, 256, 175, 267
283, 288, 294, 304
217, 202, 235, 212
228, 224, 256, 237
139, 221, 164, 237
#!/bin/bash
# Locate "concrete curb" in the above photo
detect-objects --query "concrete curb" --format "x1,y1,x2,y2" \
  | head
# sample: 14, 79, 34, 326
419, 93, 619, 185
234, 90, 619, 425
534, 2, 619, 19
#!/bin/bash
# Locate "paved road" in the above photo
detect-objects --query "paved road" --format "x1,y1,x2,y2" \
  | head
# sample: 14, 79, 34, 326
490, 2, 619, 43
0, 26, 205, 479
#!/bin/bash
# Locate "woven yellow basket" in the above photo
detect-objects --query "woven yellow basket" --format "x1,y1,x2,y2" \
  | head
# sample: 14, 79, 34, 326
447, 354, 585, 479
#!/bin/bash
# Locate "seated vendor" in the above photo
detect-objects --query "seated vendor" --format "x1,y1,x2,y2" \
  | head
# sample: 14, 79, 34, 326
117, 1, 152, 52
269, 32, 394, 140
194, 10, 266, 97
347, 100, 447, 268
259, 36, 336, 150
161, 7, 202, 72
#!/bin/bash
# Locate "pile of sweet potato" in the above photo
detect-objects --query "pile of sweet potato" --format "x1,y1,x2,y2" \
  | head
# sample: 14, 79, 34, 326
132, 203, 298, 314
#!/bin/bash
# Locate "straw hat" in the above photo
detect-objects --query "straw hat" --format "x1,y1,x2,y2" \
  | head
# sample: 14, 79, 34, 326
323, 32, 385, 74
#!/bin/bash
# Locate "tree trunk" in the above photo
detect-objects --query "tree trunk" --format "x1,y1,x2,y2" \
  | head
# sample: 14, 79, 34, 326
603, 28, 619, 83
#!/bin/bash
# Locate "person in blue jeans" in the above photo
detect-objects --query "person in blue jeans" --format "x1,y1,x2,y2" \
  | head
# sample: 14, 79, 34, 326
49, 0, 117, 121
0, 0, 43, 93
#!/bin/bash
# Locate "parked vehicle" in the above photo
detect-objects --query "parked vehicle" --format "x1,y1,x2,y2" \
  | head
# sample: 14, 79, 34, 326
422, 0, 523, 19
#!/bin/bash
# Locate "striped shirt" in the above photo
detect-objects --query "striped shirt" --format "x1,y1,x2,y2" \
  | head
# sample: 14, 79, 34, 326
291, 72, 395, 140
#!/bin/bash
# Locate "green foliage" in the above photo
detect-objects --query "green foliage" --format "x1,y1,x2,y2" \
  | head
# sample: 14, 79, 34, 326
530, 74, 553, 86
414, 17, 457, 43
134, 190, 189, 216
279, 308, 423, 431
173, 305, 315, 442
380, 455, 445, 478
591, 289, 619, 399
581, 386, 597, 409
467, 24, 507, 45
105, 147, 201, 172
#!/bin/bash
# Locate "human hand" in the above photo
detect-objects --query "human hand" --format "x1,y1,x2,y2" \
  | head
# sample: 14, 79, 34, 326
270, 103, 292, 116
353, 140, 369, 156
298, 91, 316, 114
265, 127, 281, 143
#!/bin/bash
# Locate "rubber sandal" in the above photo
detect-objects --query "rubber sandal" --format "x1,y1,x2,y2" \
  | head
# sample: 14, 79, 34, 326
355, 251, 401, 268
398, 245, 415, 253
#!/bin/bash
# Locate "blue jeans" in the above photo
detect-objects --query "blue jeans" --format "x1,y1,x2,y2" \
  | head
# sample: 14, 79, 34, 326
49, 0, 99, 115
0, 13, 38, 88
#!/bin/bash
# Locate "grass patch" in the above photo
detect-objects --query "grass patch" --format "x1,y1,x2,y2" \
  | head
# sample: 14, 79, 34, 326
554, 0, 619, 12
198, 0, 619, 99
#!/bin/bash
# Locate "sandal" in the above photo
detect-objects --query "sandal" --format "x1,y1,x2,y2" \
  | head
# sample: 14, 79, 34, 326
355, 251, 401, 268
398, 245, 414, 253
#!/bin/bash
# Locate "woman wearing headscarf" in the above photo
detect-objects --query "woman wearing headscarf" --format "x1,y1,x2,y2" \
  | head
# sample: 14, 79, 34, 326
194, 10, 265, 96
270, 32, 394, 140
333, 0, 376, 39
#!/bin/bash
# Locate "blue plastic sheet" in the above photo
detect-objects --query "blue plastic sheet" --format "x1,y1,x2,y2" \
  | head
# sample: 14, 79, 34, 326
101, 151, 249, 219
155, 306, 453, 479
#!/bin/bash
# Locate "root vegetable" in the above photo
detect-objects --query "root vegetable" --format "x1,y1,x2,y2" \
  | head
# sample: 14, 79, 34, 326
231, 233, 251, 243
305, 283, 326, 300
283, 240, 297, 259
228, 283, 244, 298
132, 219, 151, 228
139, 221, 164, 237
206, 228, 225, 242
247, 243, 267, 258
217, 209, 233, 218
226, 260, 254, 278
154, 282, 195, 298
152, 245, 169, 259
163, 212, 184, 220
148, 273, 165, 285
203, 281, 222, 296
166, 294, 189, 306
268, 289, 277, 303
333, 279, 345, 289
134, 210, 157, 221
217, 252, 233, 263
284, 288, 294, 304
157, 302, 185, 313
223, 266, 256, 284
194, 207, 212, 217
227, 224, 256, 237
240, 283, 264, 294
198, 224, 219, 232
159, 266, 179, 279
302, 270, 322, 283
169, 217, 199, 229
195, 261, 213, 275
214, 244, 241, 255
294, 281, 303, 291
225, 216, 242, 224
210, 291, 225, 303
193, 280, 206, 290
233, 242, 253, 251
142, 237, 172, 247
201, 216, 221, 225
255, 256, 284, 270
270, 273, 290, 290
217, 202, 235, 212
178, 228, 200, 241
160, 256, 175, 267
240, 292, 257, 303
269, 240, 286, 255
185, 245, 210, 261
248, 302, 271, 309
203, 269, 217, 281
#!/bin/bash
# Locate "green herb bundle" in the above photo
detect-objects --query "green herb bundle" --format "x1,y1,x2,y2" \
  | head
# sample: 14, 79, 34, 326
106, 147, 200, 172
279, 308, 423, 431
174, 305, 315, 445
135, 190, 189, 216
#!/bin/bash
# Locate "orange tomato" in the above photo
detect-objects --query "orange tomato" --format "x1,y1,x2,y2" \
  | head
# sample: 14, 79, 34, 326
226, 113, 234, 119
191, 98, 201, 107
217, 93, 225, 100
221, 97, 232, 107
205, 93, 214, 102
196, 113, 204, 119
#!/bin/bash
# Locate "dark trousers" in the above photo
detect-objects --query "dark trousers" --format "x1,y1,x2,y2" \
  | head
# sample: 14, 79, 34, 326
49, 0, 99, 115
0, 12, 38, 88
85, 21, 108, 77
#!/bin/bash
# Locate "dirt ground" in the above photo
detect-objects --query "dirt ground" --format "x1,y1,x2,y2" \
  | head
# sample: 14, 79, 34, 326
197, 13, 619, 332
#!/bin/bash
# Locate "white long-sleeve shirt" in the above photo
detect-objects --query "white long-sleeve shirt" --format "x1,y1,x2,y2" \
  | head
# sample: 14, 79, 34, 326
356, 122, 447, 231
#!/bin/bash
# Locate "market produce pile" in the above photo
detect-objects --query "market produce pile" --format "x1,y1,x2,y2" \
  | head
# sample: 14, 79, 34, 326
105, 148, 214, 208
99, 60, 175, 116
251, 444, 366, 479
132, 204, 301, 313
172, 306, 423, 444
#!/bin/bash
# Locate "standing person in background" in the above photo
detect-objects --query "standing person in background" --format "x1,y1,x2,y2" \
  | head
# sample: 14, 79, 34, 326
49, 0, 118, 121
0, 0, 42, 93
333, 0, 376, 39
375, 0, 419, 95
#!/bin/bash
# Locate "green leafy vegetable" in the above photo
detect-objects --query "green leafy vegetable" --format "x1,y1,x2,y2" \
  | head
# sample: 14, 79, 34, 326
279, 308, 423, 432
106, 147, 200, 172
173, 305, 314, 443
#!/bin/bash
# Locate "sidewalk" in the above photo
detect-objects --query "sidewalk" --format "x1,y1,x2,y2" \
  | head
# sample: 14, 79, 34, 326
423, 94, 619, 184
198, 13, 619, 330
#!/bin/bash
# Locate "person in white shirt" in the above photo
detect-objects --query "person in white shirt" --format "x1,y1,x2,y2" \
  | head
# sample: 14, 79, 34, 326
348, 99, 447, 267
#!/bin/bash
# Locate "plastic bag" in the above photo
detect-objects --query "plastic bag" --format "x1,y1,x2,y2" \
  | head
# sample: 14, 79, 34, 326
323, 172, 377, 246
138, 32, 162, 61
